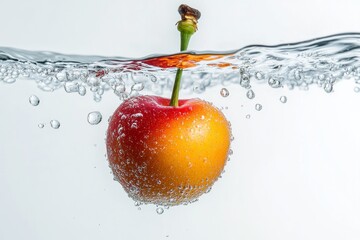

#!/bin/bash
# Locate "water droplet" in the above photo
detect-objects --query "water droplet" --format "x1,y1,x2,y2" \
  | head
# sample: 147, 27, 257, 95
50, 120, 60, 129
220, 88, 229, 97
87, 111, 102, 125
38, 123, 45, 128
255, 103, 262, 111
354, 86, 360, 93
156, 207, 164, 215
29, 95, 40, 106
246, 114, 251, 119
246, 89, 255, 99
280, 96, 287, 103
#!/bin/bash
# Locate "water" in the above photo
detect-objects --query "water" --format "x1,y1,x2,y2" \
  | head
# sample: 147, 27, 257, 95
2, 33, 360, 102
2, 33, 360, 239
3, 33, 360, 205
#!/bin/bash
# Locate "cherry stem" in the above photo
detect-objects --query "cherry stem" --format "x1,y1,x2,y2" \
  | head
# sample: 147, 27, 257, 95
169, 5, 200, 107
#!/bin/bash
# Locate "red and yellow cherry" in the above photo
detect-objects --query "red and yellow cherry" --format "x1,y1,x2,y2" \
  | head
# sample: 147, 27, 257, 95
106, 95, 231, 205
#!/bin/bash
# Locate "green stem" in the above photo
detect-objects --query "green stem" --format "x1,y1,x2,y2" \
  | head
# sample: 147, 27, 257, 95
169, 32, 192, 107
169, 5, 200, 107
169, 69, 183, 107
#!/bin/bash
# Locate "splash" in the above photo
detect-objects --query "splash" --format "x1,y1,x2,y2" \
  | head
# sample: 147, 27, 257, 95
1, 33, 360, 102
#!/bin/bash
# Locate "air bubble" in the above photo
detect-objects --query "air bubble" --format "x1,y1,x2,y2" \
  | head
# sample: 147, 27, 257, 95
150, 75, 157, 82
29, 95, 40, 106
4, 77, 16, 84
156, 207, 164, 215
64, 82, 79, 93
87, 111, 102, 125
255, 103, 262, 111
220, 88, 229, 97
55, 71, 68, 81
50, 120, 60, 129
38, 123, 45, 128
280, 96, 287, 103
246, 89, 255, 99
246, 114, 251, 119
255, 72, 264, 80
324, 83, 333, 93
354, 86, 360, 92
131, 83, 144, 91
268, 78, 282, 88
78, 85, 86, 96
114, 84, 125, 96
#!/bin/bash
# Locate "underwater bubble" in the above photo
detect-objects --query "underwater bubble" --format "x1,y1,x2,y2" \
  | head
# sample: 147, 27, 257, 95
78, 85, 86, 96
156, 207, 164, 215
280, 96, 287, 103
3, 77, 16, 84
87, 76, 100, 86
268, 78, 282, 88
55, 71, 68, 81
93, 93, 102, 102
220, 88, 229, 97
114, 84, 126, 96
255, 103, 262, 111
29, 95, 40, 106
324, 83, 333, 93
150, 75, 157, 82
246, 89, 255, 99
255, 72, 264, 80
354, 86, 360, 93
50, 120, 60, 129
87, 111, 102, 125
131, 83, 144, 92
246, 114, 251, 119
64, 82, 79, 93
38, 123, 45, 128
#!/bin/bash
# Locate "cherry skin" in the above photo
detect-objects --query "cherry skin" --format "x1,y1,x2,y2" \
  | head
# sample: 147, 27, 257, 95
106, 95, 231, 205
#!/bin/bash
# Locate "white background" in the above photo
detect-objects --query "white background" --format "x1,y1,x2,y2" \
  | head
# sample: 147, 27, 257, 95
1, 0, 360, 239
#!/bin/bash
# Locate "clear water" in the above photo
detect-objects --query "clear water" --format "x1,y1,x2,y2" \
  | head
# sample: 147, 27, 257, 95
2, 33, 360, 207
1, 33, 360, 103
2, 32, 360, 239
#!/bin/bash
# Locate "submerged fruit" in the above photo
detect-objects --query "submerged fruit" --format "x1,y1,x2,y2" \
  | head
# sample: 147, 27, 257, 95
106, 95, 231, 205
